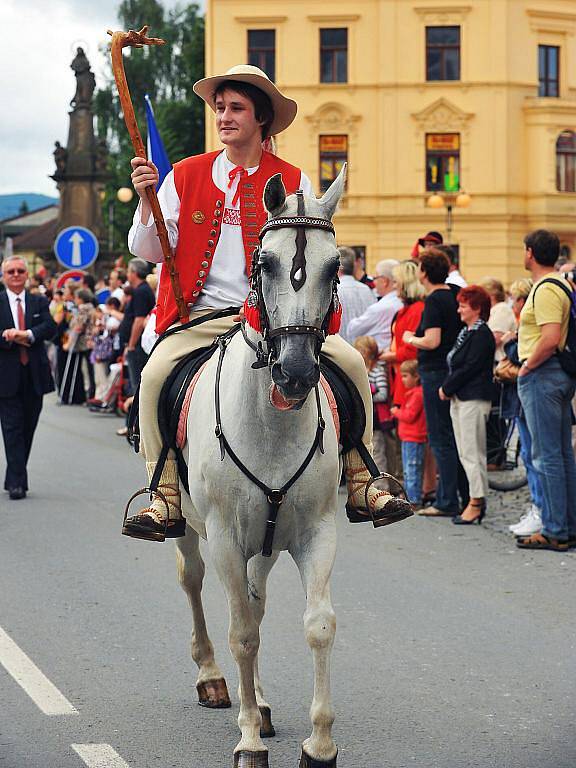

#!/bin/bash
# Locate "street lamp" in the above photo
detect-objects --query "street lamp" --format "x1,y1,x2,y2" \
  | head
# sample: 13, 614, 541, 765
117, 187, 134, 204
108, 187, 134, 252
426, 190, 471, 244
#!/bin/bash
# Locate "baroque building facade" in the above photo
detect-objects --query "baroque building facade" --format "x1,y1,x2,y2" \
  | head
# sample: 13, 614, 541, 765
205, 0, 576, 282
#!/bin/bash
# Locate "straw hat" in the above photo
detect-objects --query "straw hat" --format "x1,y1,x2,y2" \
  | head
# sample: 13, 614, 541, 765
193, 64, 297, 136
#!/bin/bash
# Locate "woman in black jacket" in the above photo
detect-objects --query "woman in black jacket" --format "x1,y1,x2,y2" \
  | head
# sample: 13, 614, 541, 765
439, 286, 496, 524
404, 248, 468, 517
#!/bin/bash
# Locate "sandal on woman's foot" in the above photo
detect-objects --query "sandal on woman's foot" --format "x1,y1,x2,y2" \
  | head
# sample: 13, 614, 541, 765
416, 506, 454, 517
516, 532, 568, 551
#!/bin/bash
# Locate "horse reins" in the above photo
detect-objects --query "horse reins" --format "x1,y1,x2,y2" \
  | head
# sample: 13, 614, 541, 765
214, 333, 326, 557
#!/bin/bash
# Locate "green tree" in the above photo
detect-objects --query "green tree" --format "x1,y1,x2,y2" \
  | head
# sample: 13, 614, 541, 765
94, 0, 205, 256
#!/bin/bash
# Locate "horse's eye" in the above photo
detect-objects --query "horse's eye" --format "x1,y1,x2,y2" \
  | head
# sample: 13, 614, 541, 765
258, 252, 275, 273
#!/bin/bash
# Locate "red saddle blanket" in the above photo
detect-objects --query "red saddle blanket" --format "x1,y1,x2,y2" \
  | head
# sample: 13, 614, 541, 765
176, 368, 340, 449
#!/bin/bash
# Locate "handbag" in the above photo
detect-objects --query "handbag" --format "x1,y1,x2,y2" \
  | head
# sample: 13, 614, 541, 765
494, 356, 520, 383
93, 334, 115, 363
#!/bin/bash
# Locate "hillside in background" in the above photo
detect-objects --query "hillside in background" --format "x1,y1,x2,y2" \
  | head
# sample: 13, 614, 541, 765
0, 194, 59, 221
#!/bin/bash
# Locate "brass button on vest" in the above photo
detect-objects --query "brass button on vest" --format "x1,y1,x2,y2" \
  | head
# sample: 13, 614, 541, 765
192, 290, 200, 297
198, 270, 206, 278
216, 200, 223, 208
208, 240, 214, 247
201, 260, 209, 268
192, 210, 205, 224
196, 279, 203, 287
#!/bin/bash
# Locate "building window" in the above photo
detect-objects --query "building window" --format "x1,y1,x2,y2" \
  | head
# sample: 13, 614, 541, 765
319, 135, 348, 192
320, 28, 348, 83
248, 30, 276, 81
538, 45, 559, 97
426, 134, 460, 192
557, 131, 576, 192
426, 27, 460, 81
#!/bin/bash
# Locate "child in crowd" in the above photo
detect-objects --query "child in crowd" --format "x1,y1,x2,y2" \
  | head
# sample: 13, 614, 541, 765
391, 360, 427, 507
353, 335, 390, 480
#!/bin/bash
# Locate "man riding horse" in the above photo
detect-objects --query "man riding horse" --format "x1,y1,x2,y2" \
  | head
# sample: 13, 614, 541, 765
123, 64, 411, 541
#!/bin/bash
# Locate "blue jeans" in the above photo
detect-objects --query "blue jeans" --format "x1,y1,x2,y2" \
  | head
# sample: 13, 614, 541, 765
420, 368, 469, 514
401, 441, 425, 504
516, 412, 543, 511
518, 357, 576, 541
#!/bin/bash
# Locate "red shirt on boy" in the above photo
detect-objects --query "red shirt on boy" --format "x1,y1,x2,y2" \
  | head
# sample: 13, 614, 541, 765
394, 385, 426, 443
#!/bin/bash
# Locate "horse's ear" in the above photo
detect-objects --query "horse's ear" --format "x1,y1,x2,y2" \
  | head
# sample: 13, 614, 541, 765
319, 162, 347, 220
263, 173, 287, 216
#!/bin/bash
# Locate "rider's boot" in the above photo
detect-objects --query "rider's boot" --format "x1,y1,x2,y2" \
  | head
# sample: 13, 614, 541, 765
344, 445, 413, 527
122, 459, 186, 542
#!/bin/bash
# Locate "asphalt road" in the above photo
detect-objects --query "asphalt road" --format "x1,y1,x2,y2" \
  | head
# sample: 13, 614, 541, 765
0, 396, 575, 768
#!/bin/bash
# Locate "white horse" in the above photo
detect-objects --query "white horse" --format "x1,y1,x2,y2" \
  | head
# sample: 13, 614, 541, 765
176, 169, 347, 768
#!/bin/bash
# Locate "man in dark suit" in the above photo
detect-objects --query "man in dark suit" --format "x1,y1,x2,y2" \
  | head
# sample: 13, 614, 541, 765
0, 256, 57, 499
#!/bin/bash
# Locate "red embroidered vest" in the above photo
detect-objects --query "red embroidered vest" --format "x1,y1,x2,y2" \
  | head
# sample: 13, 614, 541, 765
155, 150, 302, 334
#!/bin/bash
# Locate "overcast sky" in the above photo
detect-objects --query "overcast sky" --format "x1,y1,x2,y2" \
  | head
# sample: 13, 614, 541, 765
0, 0, 202, 198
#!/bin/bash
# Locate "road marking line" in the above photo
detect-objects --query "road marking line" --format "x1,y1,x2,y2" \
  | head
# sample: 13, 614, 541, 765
72, 744, 131, 768
0, 626, 77, 715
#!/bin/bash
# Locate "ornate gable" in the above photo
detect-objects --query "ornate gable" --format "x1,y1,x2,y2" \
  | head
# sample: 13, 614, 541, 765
411, 98, 475, 131
305, 102, 361, 135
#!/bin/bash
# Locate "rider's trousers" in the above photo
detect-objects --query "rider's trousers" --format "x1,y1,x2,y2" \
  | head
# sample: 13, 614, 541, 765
138, 310, 373, 463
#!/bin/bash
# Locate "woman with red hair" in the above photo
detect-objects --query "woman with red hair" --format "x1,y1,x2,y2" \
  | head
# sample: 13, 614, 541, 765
439, 285, 496, 524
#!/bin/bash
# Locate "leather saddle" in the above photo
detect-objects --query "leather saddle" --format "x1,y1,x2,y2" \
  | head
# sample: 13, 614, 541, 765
156, 332, 366, 493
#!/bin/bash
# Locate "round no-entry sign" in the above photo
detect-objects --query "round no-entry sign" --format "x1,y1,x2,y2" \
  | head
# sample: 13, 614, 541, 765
56, 269, 86, 289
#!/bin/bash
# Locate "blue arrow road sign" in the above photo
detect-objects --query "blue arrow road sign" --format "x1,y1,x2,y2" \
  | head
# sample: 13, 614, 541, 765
54, 226, 99, 270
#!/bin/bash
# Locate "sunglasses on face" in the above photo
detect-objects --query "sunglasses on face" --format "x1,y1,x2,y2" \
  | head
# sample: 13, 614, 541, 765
5, 269, 26, 275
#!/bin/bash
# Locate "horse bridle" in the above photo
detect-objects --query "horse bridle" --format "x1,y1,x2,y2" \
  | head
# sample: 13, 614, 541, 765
246, 190, 339, 364
214, 192, 341, 557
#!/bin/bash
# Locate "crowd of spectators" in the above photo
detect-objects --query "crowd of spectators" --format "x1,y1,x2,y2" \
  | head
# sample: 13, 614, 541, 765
0, 259, 159, 434
337, 229, 576, 552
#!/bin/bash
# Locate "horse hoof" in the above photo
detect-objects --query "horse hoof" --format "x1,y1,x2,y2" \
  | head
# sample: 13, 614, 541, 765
234, 750, 269, 768
299, 748, 337, 768
196, 678, 231, 708
259, 705, 276, 738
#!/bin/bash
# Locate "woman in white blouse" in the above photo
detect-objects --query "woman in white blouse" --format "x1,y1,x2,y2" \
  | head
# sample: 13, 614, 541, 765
480, 277, 516, 362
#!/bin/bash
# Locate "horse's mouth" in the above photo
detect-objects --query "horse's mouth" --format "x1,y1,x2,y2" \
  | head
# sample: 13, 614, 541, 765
269, 383, 306, 411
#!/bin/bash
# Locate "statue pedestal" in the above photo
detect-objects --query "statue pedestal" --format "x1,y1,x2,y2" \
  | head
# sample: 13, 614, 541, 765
66, 109, 94, 176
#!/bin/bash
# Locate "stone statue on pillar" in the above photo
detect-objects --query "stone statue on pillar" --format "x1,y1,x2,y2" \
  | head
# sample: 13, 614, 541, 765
70, 47, 96, 109
53, 141, 68, 174
52, 47, 109, 243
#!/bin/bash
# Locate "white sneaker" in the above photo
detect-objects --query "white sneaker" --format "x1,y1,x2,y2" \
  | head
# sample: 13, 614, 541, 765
508, 504, 538, 533
510, 505, 542, 537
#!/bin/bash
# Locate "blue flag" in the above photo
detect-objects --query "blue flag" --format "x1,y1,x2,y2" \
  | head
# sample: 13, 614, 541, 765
145, 94, 171, 189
